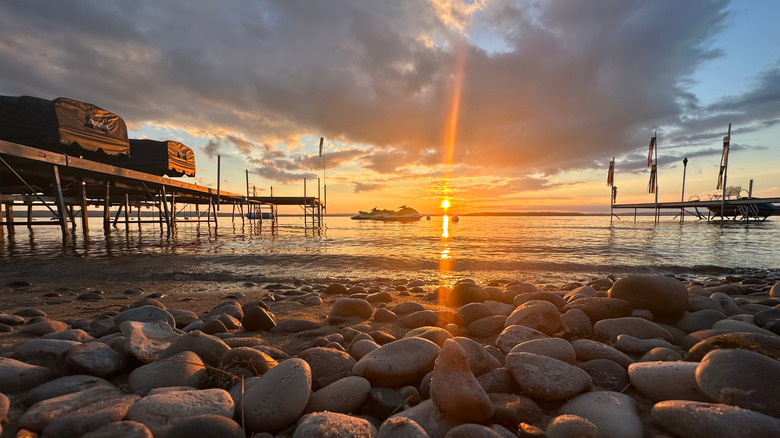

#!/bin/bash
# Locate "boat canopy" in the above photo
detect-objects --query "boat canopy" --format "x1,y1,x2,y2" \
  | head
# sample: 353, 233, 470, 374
126, 139, 196, 177
0, 95, 130, 158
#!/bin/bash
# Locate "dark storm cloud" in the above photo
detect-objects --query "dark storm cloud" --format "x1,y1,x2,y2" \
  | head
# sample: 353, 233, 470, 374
1, 0, 770, 182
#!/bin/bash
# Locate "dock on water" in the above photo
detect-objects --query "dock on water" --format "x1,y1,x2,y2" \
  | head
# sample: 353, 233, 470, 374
0, 140, 324, 239
611, 196, 780, 223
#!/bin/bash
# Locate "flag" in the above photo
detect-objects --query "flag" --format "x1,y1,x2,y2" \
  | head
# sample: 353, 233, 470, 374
607, 160, 614, 186
612, 186, 618, 204
318, 137, 324, 157
716, 135, 729, 189
647, 136, 656, 167
648, 164, 657, 193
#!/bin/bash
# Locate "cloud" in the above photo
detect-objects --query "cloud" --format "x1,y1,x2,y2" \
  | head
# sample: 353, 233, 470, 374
2, 0, 773, 188
353, 181, 385, 193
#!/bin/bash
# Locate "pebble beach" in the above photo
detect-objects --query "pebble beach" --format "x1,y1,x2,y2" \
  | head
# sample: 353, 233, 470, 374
1, 256, 779, 438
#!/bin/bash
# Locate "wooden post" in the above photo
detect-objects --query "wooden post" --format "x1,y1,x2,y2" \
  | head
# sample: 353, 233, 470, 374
171, 193, 176, 226
52, 165, 68, 239
138, 202, 142, 228
5, 203, 13, 234
113, 204, 123, 226
161, 186, 171, 231
27, 203, 33, 229
80, 180, 89, 236
216, 155, 221, 210
103, 182, 111, 234
303, 178, 307, 228
124, 194, 130, 230
0, 202, 3, 236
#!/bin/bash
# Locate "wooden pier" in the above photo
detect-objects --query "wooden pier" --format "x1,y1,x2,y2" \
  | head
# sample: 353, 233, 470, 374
0, 140, 325, 239
611, 197, 780, 222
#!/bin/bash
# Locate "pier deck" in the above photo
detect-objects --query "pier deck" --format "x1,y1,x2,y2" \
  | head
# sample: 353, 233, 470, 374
612, 197, 780, 222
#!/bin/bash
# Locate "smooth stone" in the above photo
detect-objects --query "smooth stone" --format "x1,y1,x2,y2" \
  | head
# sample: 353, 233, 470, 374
444, 281, 489, 306
614, 334, 676, 354
298, 347, 356, 390
120, 320, 181, 362
695, 348, 780, 417
15, 339, 80, 362
513, 291, 567, 310
378, 417, 430, 438
162, 414, 244, 438
451, 337, 502, 376
628, 361, 710, 402
305, 376, 371, 414
578, 359, 630, 392
712, 318, 776, 336
329, 298, 373, 321
274, 319, 321, 332
0, 313, 26, 325
505, 352, 591, 401
219, 347, 277, 376
0, 357, 53, 393
293, 412, 378, 438
368, 387, 407, 419
562, 297, 633, 324
391, 302, 425, 314
456, 303, 493, 326
477, 368, 517, 394
41, 394, 139, 438
593, 317, 673, 342
753, 308, 780, 334
488, 393, 543, 431
708, 292, 743, 316
115, 305, 175, 327
367, 290, 393, 303
558, 391, 643, 438
207, 301, 244, 320
509, 338, 576, 364
201, 318, 227, 335
640, 347, 684, 362
353, 337, 440, 387
166, 309, 199, 329
687, 295, 725, 313
56, 342, 127, 378
81, 421, 153, 438
651, 400, 780, 438
21, 319, 69, 336
304, 295, 324, 306
89, 315, 119, 337
560, 308, 593, 337
325, 283, 349, 294
609, 275, 688, 319
126, 388, 234, 437
241, 306, 277, 331
402, 310, 439, 329
0, 392, 10, 422
157, 330, 230, 367
42, 328, 93, 341
443, 424, 503, 438
770, 281, 780, 297
390, 399, 459, 438
570, 339, 634, 368
504, 300, 562, 335
483, 300, 514, 316
685, 332, 780, 361
19, 385, 122, 432
373, 308, 397, 322
351, 338, 380, 360
430, 339, 493, 422
675, 309, 726, 333
403, 326, 453, 346
468, 315, 507, 337
495, 325, 548, 354
546, 414, 601, 438
242, 358, 312, 433
25, 375, 113, 406
128, 351, 206, 394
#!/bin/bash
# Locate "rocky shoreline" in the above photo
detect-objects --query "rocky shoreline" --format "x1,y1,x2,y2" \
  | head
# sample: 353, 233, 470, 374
0, 269, 779, 437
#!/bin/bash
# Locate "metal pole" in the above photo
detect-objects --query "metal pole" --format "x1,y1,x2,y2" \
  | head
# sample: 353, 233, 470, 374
216, 155, 221, 211
720, 124, 731, 221
654, 132, 659, 224
52, 165, 68, 239
681, 157, 688, 223
303, 178, 307, 228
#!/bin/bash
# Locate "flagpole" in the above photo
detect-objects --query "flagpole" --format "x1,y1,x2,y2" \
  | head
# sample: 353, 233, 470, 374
319, 137, 326, 215
654, 131, 659, 223
720, 123, 731, 220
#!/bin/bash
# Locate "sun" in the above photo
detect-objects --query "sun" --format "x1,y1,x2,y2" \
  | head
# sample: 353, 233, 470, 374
441, 200, 451, 209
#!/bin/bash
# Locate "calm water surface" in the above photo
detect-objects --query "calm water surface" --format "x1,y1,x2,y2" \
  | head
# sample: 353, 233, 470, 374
1, 215, 778, 283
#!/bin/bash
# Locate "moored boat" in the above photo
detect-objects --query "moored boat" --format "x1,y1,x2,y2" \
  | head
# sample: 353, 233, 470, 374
351, 205, 422, 221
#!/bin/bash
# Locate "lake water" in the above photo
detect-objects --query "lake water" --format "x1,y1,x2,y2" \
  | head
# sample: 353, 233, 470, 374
1, 214, 778, 285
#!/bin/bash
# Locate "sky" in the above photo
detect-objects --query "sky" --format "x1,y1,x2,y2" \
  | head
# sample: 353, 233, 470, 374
1, 0, 779, 214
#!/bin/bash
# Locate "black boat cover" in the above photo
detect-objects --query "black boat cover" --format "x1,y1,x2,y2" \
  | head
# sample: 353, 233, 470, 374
127, 139, 196, 177
0, 95, 130, 158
